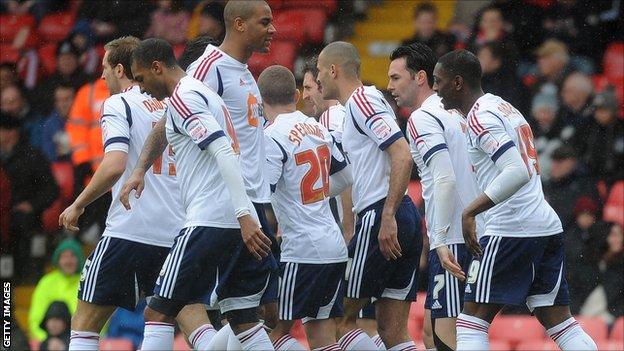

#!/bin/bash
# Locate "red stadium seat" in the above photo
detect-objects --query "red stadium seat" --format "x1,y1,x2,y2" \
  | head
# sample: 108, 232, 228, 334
100, 338, 133, 351
0, 44, 20, 63
38, 43, 57, 75
281, 0, 337, 14
576, 316, 608, 341
488, 339, 511, 350
603, 181, 624, 226
272, 11, 305, 43
0, 14, 35, 44
407, 292, 427, 340
489, 316, 546, 347
515, 339, 558, 350
248, 40, 297, 76
407, 180, 423, 208
173, 333, 191, 351
611, 317, 624, 341
603, 42, 624, 81
51, 161, 75, 202
173, 43, 186, 60
41, 199, 63, 233
273, 9, 327, 44
38, 11, 75, 43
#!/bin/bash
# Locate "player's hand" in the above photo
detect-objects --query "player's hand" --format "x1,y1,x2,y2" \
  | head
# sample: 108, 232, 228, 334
59, 204, 84, 232
461, 212, 482, 257
378, 214, 402, 260
120, 169, 145, 210
436, 245, 466, 281
239, 214, 272, 260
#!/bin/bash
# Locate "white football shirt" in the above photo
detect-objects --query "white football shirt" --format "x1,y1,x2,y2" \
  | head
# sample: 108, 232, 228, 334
319, 103, 345, 144
465, 93, 562, 237
186, 44, 269, 203
100, 85, 183, 247
265, 111, 348, 264
343, 85, 404, 213
165, 75, 249, 228
406, 94, 483, 249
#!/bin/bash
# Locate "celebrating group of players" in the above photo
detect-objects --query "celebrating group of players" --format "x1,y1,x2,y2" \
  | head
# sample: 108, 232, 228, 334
57, 1, 599, 350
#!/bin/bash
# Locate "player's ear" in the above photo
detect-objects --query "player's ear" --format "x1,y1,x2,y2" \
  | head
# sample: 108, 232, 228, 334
294, 89, 301, 104
152, 61, 162, 75
330, 64, 337, 78
453, 75, 463, 91
234, 17, 245, 33
114, 63, 124, 79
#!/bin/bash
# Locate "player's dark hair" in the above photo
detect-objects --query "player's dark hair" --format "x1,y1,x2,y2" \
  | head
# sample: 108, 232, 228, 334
258, 65, 296, 106
437, 49, 482, 89
414, 2, 437, 18
178, 36, 218, 71
104, 36, 141, 80
302, 55, 319, 80
390, 43, 437, 88
132, 38, 178, 69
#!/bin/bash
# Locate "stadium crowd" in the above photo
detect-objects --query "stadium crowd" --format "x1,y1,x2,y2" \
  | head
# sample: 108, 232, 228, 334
0, 0, 622, 349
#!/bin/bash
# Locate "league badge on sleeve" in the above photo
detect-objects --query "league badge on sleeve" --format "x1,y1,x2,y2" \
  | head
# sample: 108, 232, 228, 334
368, 116, 392, 140
187, 117, 208, 143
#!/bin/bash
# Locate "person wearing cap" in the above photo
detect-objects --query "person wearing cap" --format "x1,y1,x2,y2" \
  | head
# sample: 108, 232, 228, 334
35, 40, 91, 115
543, 145, 601, 229
574, 88, 624, 184
28, 238, 85, 341
0, 113, 59, 282
535, 39, 573, 90
39, 301, 72, 349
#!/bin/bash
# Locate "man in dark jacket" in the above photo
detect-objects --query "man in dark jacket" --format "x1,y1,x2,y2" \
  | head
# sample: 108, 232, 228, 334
0, 114, 59, 281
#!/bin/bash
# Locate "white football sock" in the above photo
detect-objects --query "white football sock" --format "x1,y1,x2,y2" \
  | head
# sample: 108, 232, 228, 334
236, 323, 274, 350
372, 334, 387, 350
547, 317, 597, 350
456, 313, 490, 351
273, 333, 307, 350
338, 328, 379, 351
388, 340, 417, 351
206, 323, 232, 350
189, 323, 217, 350
141, 321, 174, 350
313, 342, 341, 351
69, 331, 99, 351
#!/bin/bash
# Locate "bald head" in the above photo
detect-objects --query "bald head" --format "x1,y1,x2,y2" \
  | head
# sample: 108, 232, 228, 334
258, 65, 297, 106
318, 41, 361, 78
224, 0, 268, 28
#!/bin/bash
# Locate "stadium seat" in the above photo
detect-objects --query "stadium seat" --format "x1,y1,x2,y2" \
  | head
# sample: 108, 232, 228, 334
407, 180, 423, 208
38, 11, 75, 43
272, 11, 305, 43
276, 9, 327, 44
0, 44, 20, 63
173, 43, 186, 60
603, 181, 624, 226
488, 339, 511, 350
100, 338, 133, 351
515, 339, 558, 350
173, 333, 191, 351
0, 14, 35, 44
611, 316, 624, 341
407, 292, 427, 340
576, 316, 608, 341
42, 199, 63, 233
248, 40, 297, 76
38, 43, 57, 75
603, 42, 624, 81
51, 161, 75, 202
489, 316, 546, 347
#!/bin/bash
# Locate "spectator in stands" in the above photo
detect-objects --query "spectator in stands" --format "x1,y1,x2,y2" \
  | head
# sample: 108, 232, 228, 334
145, 0, 191, 44
187, 0, 225, 43
41, 85, 74, 162
532, 84, 575, 181
478, 41, 527, 114
564, 196, 609, 314
76, 1, 154, 45
559, 72, 594, 127
0, 62, 20, 91
543, 145, 600, 229
35, 40, 91, 115
574, 89, 624, 184
38, 301, 71, 350
466, 5, 518, 64
600, 223, 624, 318
491, 0, 545, 62
0, 114, 58, 282
1, 85, 44, 149
28, 238, 84, 341
534, 39, 573, 91
107, 299, 147, 349
401, 2, 455, 58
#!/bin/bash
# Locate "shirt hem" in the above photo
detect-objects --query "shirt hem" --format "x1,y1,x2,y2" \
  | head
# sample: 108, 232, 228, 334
184, 220, 240, 229
483, 228, 562, 237
280, 257, 348, 264
102, 232, 173, 248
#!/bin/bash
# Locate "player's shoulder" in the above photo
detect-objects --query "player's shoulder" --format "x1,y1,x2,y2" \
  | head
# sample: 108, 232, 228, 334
188, 44, 224, 80
348, 85, 390, 118
102, 92, 126, 112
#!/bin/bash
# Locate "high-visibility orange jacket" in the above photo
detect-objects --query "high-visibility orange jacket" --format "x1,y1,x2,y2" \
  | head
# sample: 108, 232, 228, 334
66, 79, 109, 171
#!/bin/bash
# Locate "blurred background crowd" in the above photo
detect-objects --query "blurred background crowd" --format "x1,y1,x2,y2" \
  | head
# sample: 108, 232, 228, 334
0, 0, 622, 350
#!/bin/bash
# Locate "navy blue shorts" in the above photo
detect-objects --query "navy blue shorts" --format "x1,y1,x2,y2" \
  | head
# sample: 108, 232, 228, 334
425, 244, 472, 318
278, 262, 345, 322
254, 202, 279, 305
464, 234, 570, 311
358, 301, 376, 319
154, 226, 277, 313
78, 236, 169, 310
346, 196, 423, 301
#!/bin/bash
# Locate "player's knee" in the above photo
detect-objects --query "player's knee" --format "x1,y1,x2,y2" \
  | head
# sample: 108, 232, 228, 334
260, 303, 278, 330
145, 296, 184, 322
225, 307, 259, 331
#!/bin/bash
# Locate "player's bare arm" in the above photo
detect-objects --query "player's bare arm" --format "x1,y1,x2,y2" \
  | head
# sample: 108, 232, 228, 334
60, 151, 128, 231
379, 138, 412, 260
120, 116, 168, 209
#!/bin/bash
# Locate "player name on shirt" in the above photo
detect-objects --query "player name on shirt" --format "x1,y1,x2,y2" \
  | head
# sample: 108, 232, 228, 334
288, 122, 325, 145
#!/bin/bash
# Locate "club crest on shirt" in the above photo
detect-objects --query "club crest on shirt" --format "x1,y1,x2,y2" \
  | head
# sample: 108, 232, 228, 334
369, 117, 392, 140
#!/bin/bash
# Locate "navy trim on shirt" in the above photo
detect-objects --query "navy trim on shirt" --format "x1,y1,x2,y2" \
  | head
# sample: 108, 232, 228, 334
169, 111, 182, 134
421, 110, 444, 131
104, 136, 129, 149
216, 68, 224, 96
348, 105, 367, 136
120, 97, 132, 127
197, 130, 226, 150
271, 137, 288, 163
491, 140, 515, 162
423, 143, 447, 165
379, 131, 403, 151
192, 90, 210, 107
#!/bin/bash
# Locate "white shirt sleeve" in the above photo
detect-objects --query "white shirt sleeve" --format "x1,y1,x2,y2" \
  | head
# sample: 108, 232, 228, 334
174, 91, 228, 150
348, 90, 404, 150
427, 151, 456, 248
328, 136, 351, 196
468, 110, 515, 162
406, 111, 448, 166
264, 134, 286, 193
484, 146, 530, 204
100, 96, 131, 153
